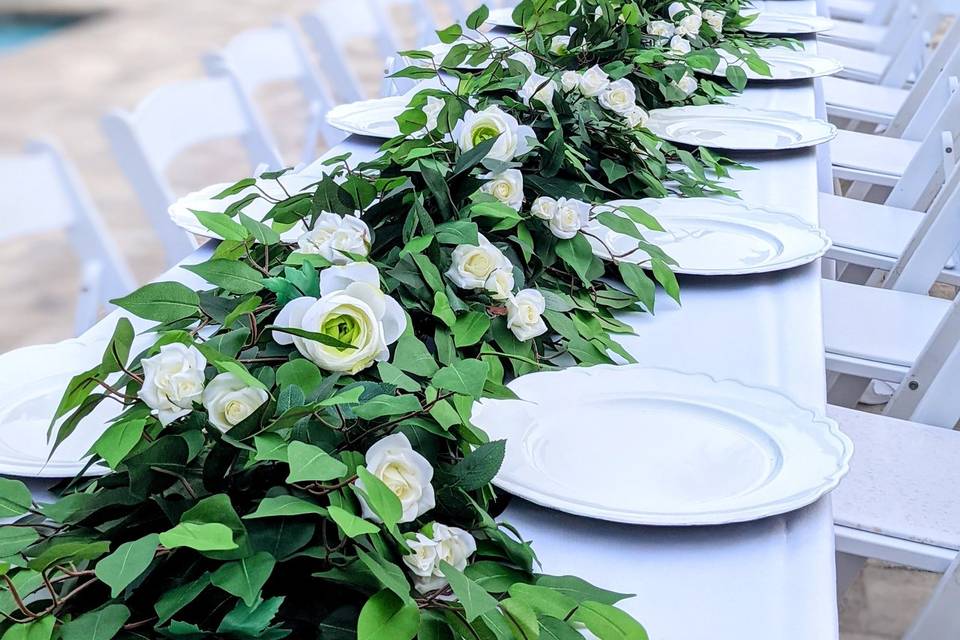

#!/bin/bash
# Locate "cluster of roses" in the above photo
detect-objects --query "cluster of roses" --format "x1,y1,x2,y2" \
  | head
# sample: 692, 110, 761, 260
646, 0, 726, 94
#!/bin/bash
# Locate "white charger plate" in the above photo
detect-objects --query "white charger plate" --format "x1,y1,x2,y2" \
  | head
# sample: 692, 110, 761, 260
711, 47, 843, 81
472, 365, 852, 526
168, 173, 320, 241
645, 104, 837, 150
325, 96, 409, 139
743, 12, 835, 34
586, 197, 831, 274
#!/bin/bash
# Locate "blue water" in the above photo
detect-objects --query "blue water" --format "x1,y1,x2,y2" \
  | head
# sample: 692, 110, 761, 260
0, 17, 77, 54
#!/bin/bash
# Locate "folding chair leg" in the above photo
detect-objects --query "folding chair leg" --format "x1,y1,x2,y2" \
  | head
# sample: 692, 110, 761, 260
836, 552, 867, 600
904, 552, 960, 639
837, 263, 877, 285
828, 373, 871, 407
74, 261, 102, 335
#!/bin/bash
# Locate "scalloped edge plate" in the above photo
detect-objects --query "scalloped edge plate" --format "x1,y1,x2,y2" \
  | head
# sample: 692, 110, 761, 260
711, 47, 844, 81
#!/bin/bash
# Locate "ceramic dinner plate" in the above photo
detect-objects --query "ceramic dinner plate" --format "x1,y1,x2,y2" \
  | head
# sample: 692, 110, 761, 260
586, 197, 831, 274
325, 95, 409, 139
711, 47, 843, 81
168, 173, 320, 240
742, 12, 835, 34
471, 365, 853, 526
645, 104, 837, 150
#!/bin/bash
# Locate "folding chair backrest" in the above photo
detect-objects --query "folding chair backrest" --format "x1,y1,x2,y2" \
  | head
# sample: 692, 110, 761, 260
102, 75, 283, 265
880, 14, 948, 88
370, 0, 439, 48
300, 4, 380, 103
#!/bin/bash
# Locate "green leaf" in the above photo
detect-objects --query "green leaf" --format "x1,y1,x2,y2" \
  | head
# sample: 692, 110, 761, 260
268, 325, 356, 350
193, 210, 250, 241
393, 332, 439, 376
357, 549, 413, 602
355, 467, 403, 528
400, 235, 434, 257
353, 394, 421, 420
244, 495, 327, 519
572, 601, 649, 640
90, 417, 146, 468
431, 360, 489, 398
435, 220, 479, 245
60, 604, 130, 640
0, 527, 39, 558
358, 591, 419, 640
222, 294, 262, 329
0, 478, 32, 518
239, 212, 282, 244
159, 522, 238, 552
535, 575, 632, 605
111, 282, 200, 323
1, 616, 54, 640
376, 362, 421, 392
254, 434, 289, 463
555, 235, 597, 286
436, 23, 462, 44
509, 583, 577, 619
328, 505, 380, 538
463, 561, 526, 593
211, 551, 276, 607
440, 562, 500, 622
616, 205, 665, 232
286, 441, 349, 483
276, 359, 324, 397
453, 312, 491, 348
452, 440, 505, 491
99, 317, 134, 374
466, 4, 490, 29
539, 617, 583, 640
155, 573, 211, 624
501, 597, 539, 639
725, 64, 748, 91
618, 263, 655, 312
94, 533, 159, 597
184, 259, 264, 295
600, 159, 628, 184
651, 259, 680, 304
217, 596, 284, 636
431, 291, 457, 328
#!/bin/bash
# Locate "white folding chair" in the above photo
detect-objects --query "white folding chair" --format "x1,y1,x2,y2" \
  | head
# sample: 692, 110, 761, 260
827, 0, 895, 23
831, 406, 960, 640
102, 75, 283, 266
820, 0, 936, 52
204, 18, 346, 166
0, 139, 135, 334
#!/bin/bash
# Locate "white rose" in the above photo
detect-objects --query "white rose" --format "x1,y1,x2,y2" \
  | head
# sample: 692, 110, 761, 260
676, 13, 703, 38
139, 343, 207, 426
485, 268, 515, 300
357, 433, 435, 524
530, 196, 558, 220
646, 20, 675, 38
421, 96, 444, 133
560, 70, 581, 93
506, 289, 548, 341
508, 51, 536, 74
452, 105, 537, 162
518, 72, 557, 106
670, 35, 692, 54
480, 169, 525, 210
676, 72, 698, 96
668, 1, 701, 18
703, 9, 725, 30
550, 35, 571, 55
624, 105, 650, 128
272, 263, 406, 374
201, 372, 268, 433
445, 234, 512, 290
578, 65, 610, 97
296, 213, 371, 265
598, 78, 637, 115
403, 523, 477, 594
548, 197, 590, 240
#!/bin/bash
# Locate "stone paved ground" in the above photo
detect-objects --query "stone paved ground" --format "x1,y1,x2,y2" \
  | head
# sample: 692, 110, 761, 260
0, 1, 945, 637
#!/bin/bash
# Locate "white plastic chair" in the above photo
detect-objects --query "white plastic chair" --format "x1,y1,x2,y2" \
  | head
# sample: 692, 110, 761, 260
0, 140, 135, 334
102, 75, 284, 266
819, 0, 935, 52
204, 18, 346, 166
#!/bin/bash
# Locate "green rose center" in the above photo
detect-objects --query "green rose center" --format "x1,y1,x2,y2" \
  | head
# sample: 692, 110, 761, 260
322, 313, 361, 351
471, 124, 500, 146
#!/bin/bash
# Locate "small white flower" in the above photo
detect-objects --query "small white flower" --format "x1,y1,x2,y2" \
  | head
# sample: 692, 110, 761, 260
452, 106, 537, 163
530, 196, 558, 220
358, 433, 435, 524
624, 105, 650, 128
646, 20, 675, 38
669, 35, 692, 54
403, 523, 477, 594
703, 9, 725, 30
668, 1, 701, 18
422, 96, 444, 133
518, 72, 557, 106
272, 263, 406, 374
139, 344, 207, 426
201, 372, 268, 433
578, 65, 611, 97
296, 213, 371, 265
506, 289, 548, 341
676, 13, 703, 38
560, 70, 581, 93
550, 35, 571, 55
485, 268, 515, 300
676, 72, 698, 96
549, 197, 590, 240
446, 234, 513, 290
480, 169, 525, 211
508, 50, 536, 74
598, 78, 637, 115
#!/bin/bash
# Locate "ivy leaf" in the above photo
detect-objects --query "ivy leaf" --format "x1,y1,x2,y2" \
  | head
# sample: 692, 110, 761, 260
211, 552, 277, 607
60, 605, 130, 640
328, 505, 380, 538
286, 442, 349, 483
158, 523, 238, 552
155, 573, 211, 624
94, 533, 159, 597
431, 291, 457, 327
2, 615, 55, 640
111, 282, 200, 323
392, 331, 439, 376
376, 362, 421, 392
244, 495, 327, 519
217, 596, 284, 637
431, 360, 489, 398
453, 311, 491, 348
466, 5, 490, 30
354, 467, 403, 528
357, 590, 420, 640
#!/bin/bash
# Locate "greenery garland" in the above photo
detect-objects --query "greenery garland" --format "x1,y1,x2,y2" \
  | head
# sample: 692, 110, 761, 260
0, 1, 767, 638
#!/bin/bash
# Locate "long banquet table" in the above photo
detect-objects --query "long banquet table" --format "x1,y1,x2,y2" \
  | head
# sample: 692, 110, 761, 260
25, 1, 839, 637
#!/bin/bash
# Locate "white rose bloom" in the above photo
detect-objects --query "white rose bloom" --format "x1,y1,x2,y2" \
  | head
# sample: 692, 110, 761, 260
518, 72, 557, 106
272, 263, 406, 374
677, 72, 699, 96
578, 65, 611, 97
485, 268, 515, 300
452, 105, 536, 162
296, 213, 371, 265
703, 9, 725, 30
357, 433, 435, 524
201, 372, 268, 433
548, 197, 590, 240
668, 1, 701, 18
530, 196, 558, 220
646, 20, 675, 38
445, 234, 512, 290
624, 105, 650, 128
560, 70, 581, 93
422, 96, 444, 133
676, 13, 703, 38
480, 169, 525, 211
508, 50, 536, 74
550, 35, 571, 54
403, 524, 477, 594
598, 78, 637, 115
506, 289, 548, 341
139, 343, 207, 426
670, 35, 692, 54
